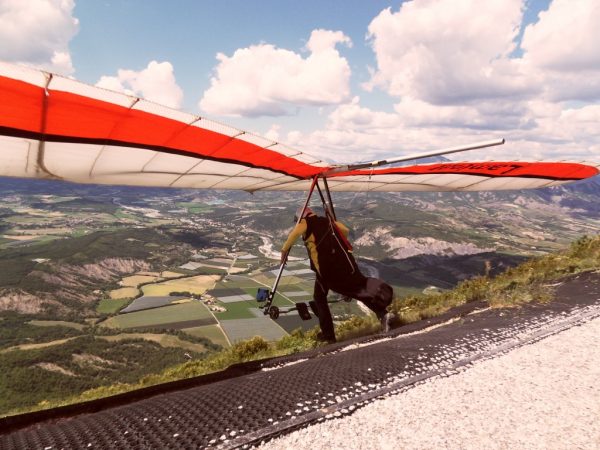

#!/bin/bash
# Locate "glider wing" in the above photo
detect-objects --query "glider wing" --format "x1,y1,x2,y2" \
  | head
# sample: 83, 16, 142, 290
0, 63, 598, 192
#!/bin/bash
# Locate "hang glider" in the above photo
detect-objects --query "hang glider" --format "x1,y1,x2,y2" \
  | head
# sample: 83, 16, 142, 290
0, 62, 598, 192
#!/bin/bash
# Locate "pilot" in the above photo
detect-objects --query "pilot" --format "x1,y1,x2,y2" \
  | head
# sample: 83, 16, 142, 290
281, 207, 394, 343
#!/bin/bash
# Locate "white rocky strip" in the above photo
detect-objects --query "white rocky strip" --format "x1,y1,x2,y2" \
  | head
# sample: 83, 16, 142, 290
260, 316, 600, 450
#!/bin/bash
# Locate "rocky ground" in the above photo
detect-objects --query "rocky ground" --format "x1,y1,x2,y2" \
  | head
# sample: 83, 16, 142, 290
262, 314, 600, 450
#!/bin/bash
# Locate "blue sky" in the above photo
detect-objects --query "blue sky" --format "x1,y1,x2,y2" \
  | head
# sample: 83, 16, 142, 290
67, 0, 551, 113
71, 0, 395, 96
70, 0, 405, 130
1, 0, 599, 163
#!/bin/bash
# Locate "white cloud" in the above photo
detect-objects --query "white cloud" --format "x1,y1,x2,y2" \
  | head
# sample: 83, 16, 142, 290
364, 0, 600, 107
365, 0, 530, 104
284, 0, 595, 165
284, 95, 600, 164
199, 29, 352, 117
327, 96, 399, 130
264, 124, 281, 142
95, 61, 184, 109
521, 0, 600, 101
0, 0, 79, 75
391, 97, 534, 130
305, 29, 352, 53
521, 0, 600, 72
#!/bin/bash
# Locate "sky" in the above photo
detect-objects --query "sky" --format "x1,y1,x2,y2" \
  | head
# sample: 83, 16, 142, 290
1, 0, 599, 164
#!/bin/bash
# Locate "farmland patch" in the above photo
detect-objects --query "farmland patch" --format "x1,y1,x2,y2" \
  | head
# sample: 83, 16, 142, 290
120, 275, 160, 287
206, 287, 246, 297
109, 287, 139, 299
28, 320, 85, 330
213, 300, 257, 320
97, 298, 130, 314
217, 294, 254, 303
161, 271, 184, 278
280, 290, 310, 297
102, 302, 215, 329
100, 333, 208, 353
220, 317, 287, 343
276, 314, 319, 334
182, 325, 229, 348
120, 296, 186, 313
140, 274, 219, 296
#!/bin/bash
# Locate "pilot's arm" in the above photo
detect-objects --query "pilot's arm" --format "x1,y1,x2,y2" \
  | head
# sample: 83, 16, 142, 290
280, 219, 307, 264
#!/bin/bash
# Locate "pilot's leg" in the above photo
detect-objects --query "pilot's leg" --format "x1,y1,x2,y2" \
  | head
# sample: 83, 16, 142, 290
314, 275, 336, 343
330, 277, 395, 331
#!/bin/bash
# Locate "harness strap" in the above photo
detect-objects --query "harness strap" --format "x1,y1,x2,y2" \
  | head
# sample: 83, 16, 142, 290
326, 209, 353, 252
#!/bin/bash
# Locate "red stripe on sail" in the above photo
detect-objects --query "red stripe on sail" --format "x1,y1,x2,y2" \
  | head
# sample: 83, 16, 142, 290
0, 75, 325, 179
339, 162, 599, 180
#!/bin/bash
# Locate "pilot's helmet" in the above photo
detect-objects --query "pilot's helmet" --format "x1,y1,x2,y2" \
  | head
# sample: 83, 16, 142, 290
294, 206, 314, 222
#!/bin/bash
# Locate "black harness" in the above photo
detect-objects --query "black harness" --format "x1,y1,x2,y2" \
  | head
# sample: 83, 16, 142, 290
303, 214, 358, 280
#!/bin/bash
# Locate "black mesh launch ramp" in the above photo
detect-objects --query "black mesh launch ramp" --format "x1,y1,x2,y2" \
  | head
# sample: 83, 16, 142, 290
1, 272, 599, 449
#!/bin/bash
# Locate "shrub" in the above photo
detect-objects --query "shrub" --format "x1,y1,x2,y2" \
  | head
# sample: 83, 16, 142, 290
335, 315, 379, 341
230, 336, 269, 359
275, 328, 318, 352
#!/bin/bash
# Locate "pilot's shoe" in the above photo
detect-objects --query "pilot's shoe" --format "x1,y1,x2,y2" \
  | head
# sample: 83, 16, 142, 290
316, 331, 337, 344
380, 312, 396, 333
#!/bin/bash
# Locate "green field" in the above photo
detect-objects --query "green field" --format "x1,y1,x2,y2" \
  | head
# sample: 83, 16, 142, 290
272, 293, 295, 307
240, 286, 298, 306
100, 333, 208, 353
102, 302, 215, 329
113, 211, 138, 220
220, 318, 288, 343
96, 298, 130, 314
70, 229, 90, 238
28, 320, 85, 330
213, 300, 257, 320
182, 325, 230, 348
176, 202, 214, 214
216, 278, 261, 289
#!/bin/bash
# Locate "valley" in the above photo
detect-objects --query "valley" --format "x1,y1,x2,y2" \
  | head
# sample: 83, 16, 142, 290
0, 176, 599, 415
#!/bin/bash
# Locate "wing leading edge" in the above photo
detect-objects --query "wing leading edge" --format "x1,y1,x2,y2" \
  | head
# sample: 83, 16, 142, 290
0, 62, 598, 192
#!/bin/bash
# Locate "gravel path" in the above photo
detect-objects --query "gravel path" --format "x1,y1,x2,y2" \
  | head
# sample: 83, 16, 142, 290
260, 316, 600, 450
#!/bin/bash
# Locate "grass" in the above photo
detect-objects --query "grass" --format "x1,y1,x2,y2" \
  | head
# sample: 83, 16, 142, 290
4, 235, 600, 417
388, 234, 600, 326
102, 302, 215, 329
